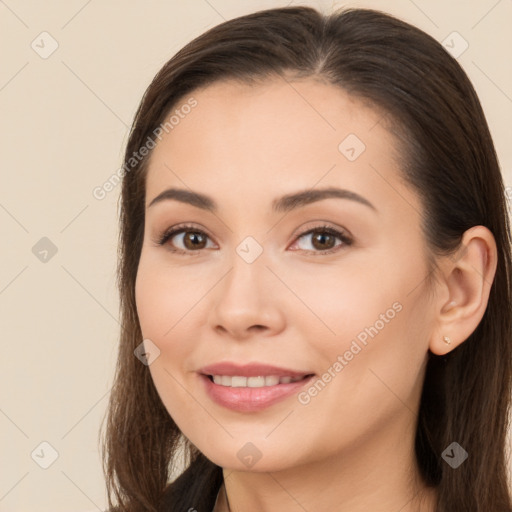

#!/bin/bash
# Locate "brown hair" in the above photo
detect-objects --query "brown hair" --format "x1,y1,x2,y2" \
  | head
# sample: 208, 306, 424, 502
100, 6, 512, 511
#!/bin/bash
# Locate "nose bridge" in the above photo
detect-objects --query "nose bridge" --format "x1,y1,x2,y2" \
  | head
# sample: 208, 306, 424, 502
222, 236, 269, 302
209, 235, 283, 336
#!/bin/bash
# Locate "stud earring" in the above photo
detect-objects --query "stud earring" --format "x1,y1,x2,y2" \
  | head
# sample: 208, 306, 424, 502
443, 336, 452, 345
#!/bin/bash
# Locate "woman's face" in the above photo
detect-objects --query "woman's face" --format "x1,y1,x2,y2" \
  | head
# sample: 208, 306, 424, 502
135, 77, 436, 472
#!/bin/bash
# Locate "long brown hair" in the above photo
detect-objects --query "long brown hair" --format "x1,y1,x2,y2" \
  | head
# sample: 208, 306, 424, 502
100, 6, 512, 511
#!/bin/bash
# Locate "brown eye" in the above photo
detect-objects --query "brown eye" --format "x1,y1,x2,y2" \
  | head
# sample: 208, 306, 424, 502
310, 231, 337, 250
291, 225, 353, 255
157, 225, 214, 254
181, 231, 208, 250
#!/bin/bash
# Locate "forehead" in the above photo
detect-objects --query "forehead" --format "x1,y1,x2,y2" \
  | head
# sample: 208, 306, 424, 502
143, 77, 410, 213
153, 77, 387, 151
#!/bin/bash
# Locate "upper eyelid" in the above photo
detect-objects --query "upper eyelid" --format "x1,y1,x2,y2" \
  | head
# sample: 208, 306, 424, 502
160, 222, 352, 250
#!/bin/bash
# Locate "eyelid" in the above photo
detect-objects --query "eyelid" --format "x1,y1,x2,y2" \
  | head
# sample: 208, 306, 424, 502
291, 221, 353, 244
154, 221, 353, 255
289, 223, 353, 254
152, 222, 216, 252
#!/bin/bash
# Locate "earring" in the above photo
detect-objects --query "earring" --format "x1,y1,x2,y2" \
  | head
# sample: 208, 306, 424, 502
443, 336, 452, 345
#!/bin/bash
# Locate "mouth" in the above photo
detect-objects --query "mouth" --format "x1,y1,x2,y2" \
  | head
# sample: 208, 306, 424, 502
203, 373, 315, 388
199, 372, 316, 412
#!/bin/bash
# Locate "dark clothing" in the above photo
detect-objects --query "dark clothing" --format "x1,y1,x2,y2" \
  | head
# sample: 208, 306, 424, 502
159, 455, 224, 512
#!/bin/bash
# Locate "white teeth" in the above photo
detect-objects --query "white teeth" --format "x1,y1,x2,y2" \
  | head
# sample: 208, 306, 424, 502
263, 376, 280, 386
247, 376, 266, 387
210, 375, 305, 387
231, 376, 247, 387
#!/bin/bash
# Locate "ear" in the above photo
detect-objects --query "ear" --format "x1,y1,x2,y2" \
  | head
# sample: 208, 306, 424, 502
429, 225, 498, 355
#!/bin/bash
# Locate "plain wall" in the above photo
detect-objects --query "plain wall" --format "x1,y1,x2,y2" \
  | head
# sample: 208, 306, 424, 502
1, 0, 511, 510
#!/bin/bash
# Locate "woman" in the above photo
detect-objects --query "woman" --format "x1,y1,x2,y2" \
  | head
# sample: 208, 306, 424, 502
101, 6, 512, 512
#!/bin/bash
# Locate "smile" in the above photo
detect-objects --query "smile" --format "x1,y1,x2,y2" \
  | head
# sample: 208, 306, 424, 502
200, 373, 315, 412
209, 374, 311, 387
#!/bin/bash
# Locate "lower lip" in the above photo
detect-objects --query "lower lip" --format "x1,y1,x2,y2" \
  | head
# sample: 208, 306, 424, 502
199, 374, 315, 412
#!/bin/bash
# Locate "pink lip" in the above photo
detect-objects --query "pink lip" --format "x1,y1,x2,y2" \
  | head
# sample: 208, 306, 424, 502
199, 373, 315, 412
198, 362, 315, 412
198, 362, 312, 378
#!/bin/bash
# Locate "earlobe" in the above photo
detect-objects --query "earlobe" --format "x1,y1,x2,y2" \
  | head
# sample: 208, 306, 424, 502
429, 226, 498, 356
442, 335, 452, 346
429, 300, 458, 355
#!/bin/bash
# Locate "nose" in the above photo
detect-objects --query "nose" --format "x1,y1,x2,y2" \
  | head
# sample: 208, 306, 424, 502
209, 253, 285, 340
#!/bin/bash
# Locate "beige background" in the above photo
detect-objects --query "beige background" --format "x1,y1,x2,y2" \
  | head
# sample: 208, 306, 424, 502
1, 0, 511, 510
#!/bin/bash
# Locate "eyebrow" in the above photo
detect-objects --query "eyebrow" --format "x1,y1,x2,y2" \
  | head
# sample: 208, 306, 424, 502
147, 186, 376, 213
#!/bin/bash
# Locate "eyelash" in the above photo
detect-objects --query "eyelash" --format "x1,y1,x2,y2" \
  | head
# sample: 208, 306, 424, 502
154, 223, 353, 256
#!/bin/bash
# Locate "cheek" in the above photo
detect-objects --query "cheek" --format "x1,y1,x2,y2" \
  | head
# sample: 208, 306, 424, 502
304, 253, 433, 408
280, 257, 404, 344
135, 261, 161, 338
295, 292, 432, 459
135, 259, 201, 426
135, 252, 193, 338
134, 252, 208, 379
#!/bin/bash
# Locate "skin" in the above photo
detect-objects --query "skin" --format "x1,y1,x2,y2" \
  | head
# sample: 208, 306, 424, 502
134, 77, 497, 512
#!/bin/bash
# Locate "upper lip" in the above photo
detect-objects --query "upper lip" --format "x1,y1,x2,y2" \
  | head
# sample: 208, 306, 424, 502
199, 362, 314, 378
